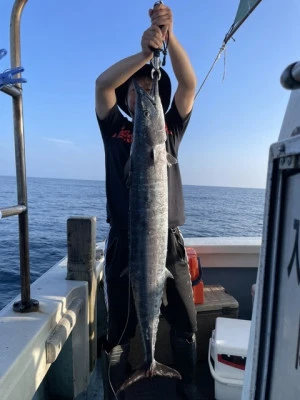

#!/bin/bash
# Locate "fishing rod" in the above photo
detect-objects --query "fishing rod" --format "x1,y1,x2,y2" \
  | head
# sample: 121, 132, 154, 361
194, 0, 263, 100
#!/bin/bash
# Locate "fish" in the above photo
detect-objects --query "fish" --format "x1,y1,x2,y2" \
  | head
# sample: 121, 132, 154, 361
119, 75, 181, 392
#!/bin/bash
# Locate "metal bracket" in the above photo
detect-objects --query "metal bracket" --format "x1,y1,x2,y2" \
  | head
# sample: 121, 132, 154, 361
279, 154, 300, 170
13, 298, 39, 313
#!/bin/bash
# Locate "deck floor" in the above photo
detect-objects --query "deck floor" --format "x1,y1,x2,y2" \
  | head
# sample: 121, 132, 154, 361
88, 357, 215, 400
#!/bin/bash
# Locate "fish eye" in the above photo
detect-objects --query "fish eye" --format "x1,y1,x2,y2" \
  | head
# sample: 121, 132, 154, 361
144, 110, 149, 117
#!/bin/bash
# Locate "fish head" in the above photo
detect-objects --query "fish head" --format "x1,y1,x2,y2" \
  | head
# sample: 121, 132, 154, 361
133, 78, 166, 146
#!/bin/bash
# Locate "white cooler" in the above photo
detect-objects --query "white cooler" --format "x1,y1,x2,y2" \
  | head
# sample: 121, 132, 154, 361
208, 317, 251, 400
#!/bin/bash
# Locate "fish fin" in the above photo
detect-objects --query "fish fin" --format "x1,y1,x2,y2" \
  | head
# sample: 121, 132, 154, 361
118, 361, 181, 392
153, 361, 181, 380
166, 152, 177, 167
165, 268, 174, 280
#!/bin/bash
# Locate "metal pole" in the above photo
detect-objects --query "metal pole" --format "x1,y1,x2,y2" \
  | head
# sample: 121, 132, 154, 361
10, 0, 38, 312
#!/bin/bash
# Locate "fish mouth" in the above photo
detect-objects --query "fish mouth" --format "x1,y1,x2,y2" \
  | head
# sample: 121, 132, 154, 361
133, 79, 159, 109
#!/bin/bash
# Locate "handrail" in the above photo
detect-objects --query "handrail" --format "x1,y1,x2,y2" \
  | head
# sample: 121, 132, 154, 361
0, 0, 39, 312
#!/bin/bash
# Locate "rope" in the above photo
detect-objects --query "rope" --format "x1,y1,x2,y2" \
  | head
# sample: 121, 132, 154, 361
162, 30, 169, 66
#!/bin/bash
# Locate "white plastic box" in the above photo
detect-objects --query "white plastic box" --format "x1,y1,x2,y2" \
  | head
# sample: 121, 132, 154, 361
208, 317, 251, 400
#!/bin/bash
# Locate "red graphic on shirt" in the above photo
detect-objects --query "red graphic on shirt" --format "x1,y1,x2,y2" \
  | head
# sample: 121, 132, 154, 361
112, 127, 133, 143
113, 124, 172, 143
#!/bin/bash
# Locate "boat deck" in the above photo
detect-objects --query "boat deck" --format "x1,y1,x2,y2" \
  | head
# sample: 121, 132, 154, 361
91, 283, 241, 400
90, 357, 215, 400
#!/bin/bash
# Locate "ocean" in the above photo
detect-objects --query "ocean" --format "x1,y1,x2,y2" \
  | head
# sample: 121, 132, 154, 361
0, 176, 265, 311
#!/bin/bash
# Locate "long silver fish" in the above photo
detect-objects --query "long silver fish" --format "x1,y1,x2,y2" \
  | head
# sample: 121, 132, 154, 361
120, 75, 180, 391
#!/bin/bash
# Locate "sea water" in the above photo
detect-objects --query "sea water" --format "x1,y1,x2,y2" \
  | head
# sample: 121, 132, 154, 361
0, 176, 265, 310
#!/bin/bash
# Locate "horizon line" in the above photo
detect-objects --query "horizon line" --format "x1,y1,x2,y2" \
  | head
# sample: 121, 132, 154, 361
0, 174, 265, 190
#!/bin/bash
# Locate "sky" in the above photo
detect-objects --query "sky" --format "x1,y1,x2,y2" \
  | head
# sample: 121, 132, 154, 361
0, 0, 299, 189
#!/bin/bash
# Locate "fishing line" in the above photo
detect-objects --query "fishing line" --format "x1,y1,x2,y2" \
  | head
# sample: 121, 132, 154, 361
194, 42, 226, 100
222, 45, 227, 82
194, 0, 263, 99
102, 236, 119, 399
107, 251, 132, 400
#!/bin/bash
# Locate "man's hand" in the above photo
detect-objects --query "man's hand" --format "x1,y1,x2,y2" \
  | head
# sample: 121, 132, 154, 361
149, 3, 173, 40
141, 25, 165, 58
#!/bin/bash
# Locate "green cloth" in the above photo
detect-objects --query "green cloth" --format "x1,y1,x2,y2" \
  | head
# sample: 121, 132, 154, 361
234, 0, 262, 25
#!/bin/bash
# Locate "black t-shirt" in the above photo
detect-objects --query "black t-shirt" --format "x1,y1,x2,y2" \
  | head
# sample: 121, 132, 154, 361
97, 99, 191, 228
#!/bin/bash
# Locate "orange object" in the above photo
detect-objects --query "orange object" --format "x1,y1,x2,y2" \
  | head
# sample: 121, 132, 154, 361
186, 247, 204, 304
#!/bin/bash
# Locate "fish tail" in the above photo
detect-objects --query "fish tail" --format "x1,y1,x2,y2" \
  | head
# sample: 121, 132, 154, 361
118, 360, 181, 392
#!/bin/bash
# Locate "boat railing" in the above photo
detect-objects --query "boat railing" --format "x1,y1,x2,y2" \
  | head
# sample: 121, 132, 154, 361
0, 0, 38, 312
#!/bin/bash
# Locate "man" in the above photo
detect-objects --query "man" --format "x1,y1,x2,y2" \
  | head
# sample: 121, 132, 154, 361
95, 4, 198, 399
